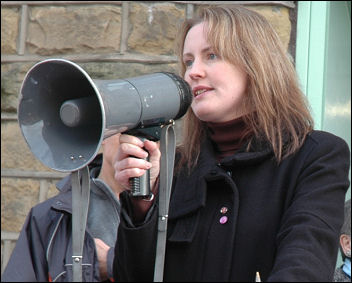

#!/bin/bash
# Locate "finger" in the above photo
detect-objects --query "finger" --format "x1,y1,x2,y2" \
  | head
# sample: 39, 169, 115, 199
143, 140, 159, 151
143, 140, 161, 159
119, 134, 145, 147
115, 157, 152, 171
116, 142, 149, 161
115, 168, 147, 189
144, 142, 161, 175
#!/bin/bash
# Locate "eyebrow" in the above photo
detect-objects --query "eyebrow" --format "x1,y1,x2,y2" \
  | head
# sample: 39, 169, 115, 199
182, 46, 213, 58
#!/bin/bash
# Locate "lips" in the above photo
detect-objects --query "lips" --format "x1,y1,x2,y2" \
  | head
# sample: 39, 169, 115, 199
192, 86, 213, 97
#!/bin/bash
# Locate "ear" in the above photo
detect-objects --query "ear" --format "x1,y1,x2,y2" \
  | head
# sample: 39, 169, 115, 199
340, 234, 351, 256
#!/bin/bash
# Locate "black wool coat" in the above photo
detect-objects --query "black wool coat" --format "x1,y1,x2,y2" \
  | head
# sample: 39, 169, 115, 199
114, 130, 350, 282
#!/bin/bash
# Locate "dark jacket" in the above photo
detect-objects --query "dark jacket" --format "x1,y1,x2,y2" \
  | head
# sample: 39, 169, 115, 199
114, 130, 350, 282
2, 155, 120, 282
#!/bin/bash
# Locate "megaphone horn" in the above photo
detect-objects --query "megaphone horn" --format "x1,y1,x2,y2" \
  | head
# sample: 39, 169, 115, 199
18, 59, 192, 172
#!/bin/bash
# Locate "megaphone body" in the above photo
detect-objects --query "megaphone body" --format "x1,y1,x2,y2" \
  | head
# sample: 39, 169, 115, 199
18, 59, 192, 173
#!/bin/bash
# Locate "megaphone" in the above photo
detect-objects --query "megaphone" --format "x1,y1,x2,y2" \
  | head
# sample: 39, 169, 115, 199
18, 59, 192, 173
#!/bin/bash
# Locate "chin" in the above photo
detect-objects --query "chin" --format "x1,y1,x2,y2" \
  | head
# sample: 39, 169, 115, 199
192, 105, 224, 122
194, 112, 218, 123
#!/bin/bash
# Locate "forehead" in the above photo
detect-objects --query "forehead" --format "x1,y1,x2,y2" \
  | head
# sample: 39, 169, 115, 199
183, 22, 210, 54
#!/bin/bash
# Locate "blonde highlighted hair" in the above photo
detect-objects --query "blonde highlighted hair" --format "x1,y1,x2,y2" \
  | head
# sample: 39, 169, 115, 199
175, 5, 314, 171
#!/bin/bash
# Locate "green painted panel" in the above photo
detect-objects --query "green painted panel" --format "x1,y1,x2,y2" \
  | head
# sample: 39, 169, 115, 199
296, 0, 351, 270
323, 2, 351, 146
296, 1, 328, 130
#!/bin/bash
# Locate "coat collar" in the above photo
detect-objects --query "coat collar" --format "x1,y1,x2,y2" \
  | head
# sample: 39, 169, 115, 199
169, 137, 273, 219
51, 155, 103, 213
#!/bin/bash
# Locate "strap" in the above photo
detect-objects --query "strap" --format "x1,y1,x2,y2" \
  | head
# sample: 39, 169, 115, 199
71, 166, 90, 282
153, 123, 176, 282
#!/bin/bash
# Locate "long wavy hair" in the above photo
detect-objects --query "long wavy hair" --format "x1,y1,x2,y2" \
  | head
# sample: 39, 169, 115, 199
175, 5, 314, 172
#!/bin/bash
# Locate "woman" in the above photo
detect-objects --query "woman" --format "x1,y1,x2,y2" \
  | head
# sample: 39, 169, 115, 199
112, 5, 350, 281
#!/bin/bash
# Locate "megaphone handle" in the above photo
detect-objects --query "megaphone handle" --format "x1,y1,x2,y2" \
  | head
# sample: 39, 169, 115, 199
130, 137, 151, 198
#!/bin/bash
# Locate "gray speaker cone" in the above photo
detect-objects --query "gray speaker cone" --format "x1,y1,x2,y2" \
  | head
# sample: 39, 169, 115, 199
18, 59, 105, 172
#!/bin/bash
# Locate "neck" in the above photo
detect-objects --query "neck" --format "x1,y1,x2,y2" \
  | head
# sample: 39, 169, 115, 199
98, 164, 123, 199
207, 116, 252, 161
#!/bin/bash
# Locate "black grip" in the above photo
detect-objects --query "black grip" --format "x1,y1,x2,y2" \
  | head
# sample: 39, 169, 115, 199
130, 154, 150, 197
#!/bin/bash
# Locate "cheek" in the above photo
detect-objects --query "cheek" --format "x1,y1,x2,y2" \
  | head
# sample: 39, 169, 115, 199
226, 74, 247, 100
222, 64, 248, 90
184, 71, 191, 85
231, 83, 246, 99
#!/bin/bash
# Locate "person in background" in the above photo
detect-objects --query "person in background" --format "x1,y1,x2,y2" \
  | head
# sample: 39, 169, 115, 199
112, 5, 350, 282
334, 199, 351, 282
2, 134, 122, 282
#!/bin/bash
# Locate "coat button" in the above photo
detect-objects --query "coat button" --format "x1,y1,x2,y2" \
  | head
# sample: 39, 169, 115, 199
219, 216, 228, 224
220, 206, 228, 214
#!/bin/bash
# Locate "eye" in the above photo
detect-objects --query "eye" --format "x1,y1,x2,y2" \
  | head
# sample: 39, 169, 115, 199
208, 53, 217, 60
184, 59, 193, 67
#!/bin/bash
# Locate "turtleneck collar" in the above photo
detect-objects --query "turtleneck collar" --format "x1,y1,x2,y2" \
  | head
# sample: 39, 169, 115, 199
207, 116, 252, 161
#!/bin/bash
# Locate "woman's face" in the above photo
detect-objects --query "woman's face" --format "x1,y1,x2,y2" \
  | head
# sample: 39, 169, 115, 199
183, 22, 248, 123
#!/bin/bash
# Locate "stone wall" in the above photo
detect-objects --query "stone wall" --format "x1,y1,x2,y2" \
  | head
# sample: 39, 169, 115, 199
1, 1, 295, 274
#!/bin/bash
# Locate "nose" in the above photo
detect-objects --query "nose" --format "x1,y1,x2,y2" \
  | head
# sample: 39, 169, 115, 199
187, 59, 205, 81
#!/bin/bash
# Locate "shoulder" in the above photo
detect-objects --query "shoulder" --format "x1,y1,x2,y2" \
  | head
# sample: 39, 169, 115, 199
281, 130, 350, 181
13, 195, 66, 247
307, 130, 349, 148
31, 196, 57, 214
288, 130, 351, 191
28, 192, 67, 223
302, 130, 350, 159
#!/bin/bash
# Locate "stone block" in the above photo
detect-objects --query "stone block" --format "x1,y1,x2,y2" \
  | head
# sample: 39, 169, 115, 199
128, 3, 185, 55
248, 6, 291, 51
1, 7, 19, 54
1, 120, 52, 171
1, 62, 35, 112
192, 4, 292, 51
47, 180, 62, 199
27, 5, 121, 55
1, 178, 40, 232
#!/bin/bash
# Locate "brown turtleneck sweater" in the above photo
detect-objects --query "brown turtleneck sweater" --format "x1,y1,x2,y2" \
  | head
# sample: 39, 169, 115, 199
207, 116, 252, 161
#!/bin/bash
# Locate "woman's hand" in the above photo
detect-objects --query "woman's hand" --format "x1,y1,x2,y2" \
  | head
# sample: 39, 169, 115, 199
113, 134, 161, 220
